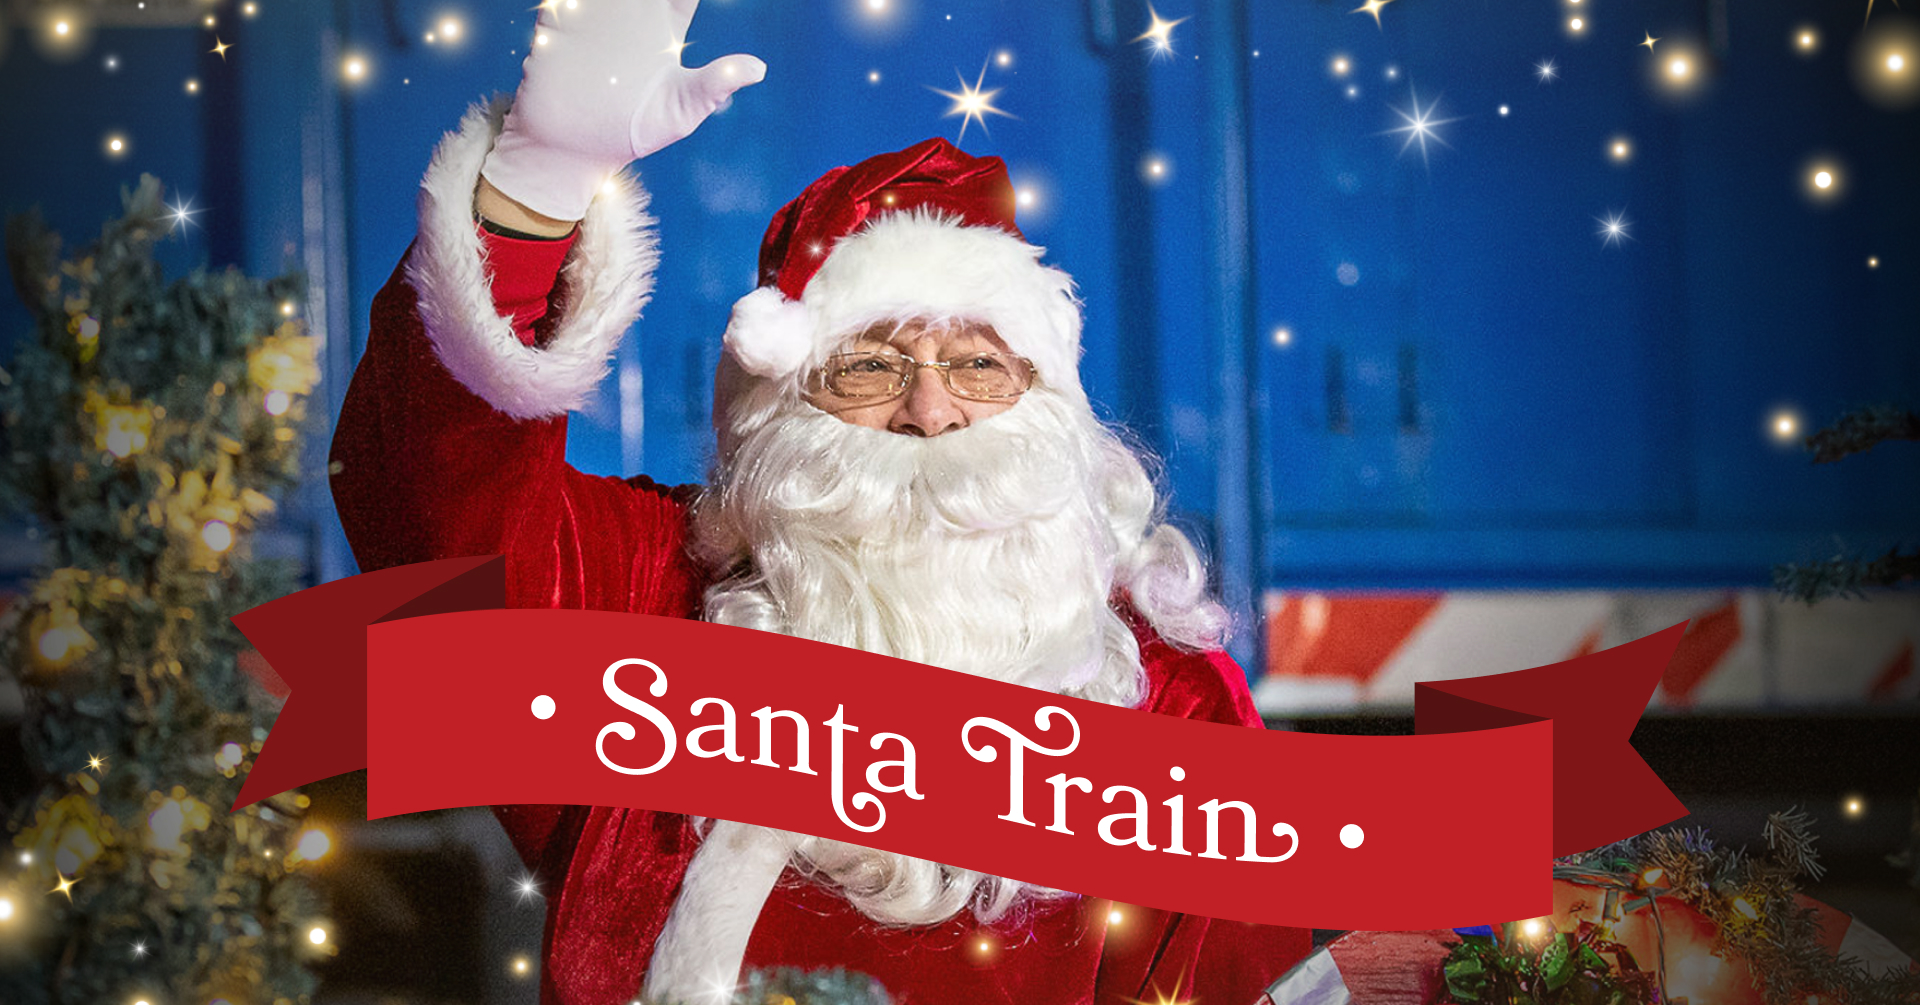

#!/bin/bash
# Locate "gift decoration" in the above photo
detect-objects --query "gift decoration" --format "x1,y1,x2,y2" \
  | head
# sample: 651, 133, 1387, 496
1263, 812, 1919, 1005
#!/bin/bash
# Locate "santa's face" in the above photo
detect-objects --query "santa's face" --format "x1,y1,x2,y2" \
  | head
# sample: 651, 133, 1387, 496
802, 319, 1028, 435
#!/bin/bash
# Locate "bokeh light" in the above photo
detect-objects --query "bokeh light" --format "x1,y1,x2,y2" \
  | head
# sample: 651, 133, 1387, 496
34, 7, 92, 60
1852, 18, 1920, 108
1801, 157, 1845, 203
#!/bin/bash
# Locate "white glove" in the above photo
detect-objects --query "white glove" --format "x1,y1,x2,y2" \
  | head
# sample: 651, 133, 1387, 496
481, 0, 766, 222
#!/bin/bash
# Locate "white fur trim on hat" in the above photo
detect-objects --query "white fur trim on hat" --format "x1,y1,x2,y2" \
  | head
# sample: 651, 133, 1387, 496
722, 211, 1086, 399
722, 285, 815, 378
407, 95, 658, 421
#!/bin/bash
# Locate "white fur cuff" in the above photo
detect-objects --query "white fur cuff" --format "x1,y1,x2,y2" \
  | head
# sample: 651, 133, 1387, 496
406, 95, 659, 421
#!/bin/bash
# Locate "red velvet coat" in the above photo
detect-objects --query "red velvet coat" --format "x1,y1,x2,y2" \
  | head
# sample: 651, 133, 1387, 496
329, 165, 1309, 1005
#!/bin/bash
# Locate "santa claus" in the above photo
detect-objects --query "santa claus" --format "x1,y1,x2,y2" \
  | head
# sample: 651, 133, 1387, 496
329, 0, 1310, 1002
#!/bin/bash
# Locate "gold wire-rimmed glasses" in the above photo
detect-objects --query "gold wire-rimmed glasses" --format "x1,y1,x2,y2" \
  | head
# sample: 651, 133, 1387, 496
812, 350, 1038, 402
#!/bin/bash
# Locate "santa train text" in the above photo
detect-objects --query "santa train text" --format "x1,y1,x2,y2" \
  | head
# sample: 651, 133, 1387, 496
595, 657, 1302, 863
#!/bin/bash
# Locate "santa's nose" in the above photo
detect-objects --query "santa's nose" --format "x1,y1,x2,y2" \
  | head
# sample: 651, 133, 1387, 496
888, 368, 967, 437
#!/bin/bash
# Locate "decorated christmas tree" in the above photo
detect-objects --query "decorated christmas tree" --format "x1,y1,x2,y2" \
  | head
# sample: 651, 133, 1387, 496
0, 177, 326, 1005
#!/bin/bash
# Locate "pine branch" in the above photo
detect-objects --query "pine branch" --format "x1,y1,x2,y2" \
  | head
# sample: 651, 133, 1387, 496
1804, 405, 1920, 464
1762, 808, 1825, 881
1773, 546, 1920, 603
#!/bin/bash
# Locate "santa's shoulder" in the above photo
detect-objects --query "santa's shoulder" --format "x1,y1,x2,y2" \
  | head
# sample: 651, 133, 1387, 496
1132, 626, 1264, 730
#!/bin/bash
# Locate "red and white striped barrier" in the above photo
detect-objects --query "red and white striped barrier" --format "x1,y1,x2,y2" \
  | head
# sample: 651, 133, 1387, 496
1257, 591, 1920, 713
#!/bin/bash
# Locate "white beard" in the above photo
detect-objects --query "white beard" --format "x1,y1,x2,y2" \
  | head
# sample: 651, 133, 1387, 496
698, 388, 1150, 703
644, 385, 1226, 1002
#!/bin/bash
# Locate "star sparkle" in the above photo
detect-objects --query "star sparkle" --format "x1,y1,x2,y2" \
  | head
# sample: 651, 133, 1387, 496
1382, 86, 1460, 168
1641, 31, 1661, 50
1352, 0, 1396, 29
51, 874, 77, 901
132, 940, 150, 959
164, 197, 204, 233
929, 61, 1013, 143
514, 873, 543, 903
1535, 58, 1560, 83
1135, 5, 1189, 56
1595, 209, 1633, 246
86, 753, 106, 773
210, 36, 232, 60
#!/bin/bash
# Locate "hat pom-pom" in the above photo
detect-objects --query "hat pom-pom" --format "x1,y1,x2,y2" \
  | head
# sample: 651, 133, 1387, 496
724, 286, 815, 379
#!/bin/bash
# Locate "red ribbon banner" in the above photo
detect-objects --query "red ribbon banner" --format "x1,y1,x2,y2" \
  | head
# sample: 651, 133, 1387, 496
232, 555, 1687, 930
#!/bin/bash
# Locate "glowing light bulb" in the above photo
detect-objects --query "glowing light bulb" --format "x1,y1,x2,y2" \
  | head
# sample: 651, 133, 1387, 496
1016, 188, 1035, 208
440, 18, 462, 40
1331, 55, 1351, 76
1569, 17, 1585, 32
343, 55, 367, 81
1843, 795, 1866, 818
1867, 256, 1880, 268
295, 828, 332, 861
0, 896, 14, 920
1499, 104, 1510, 115
55, 20, 71, 35
1889, 53, 1906, 72
1668, 57, 1690, 78
1609, 137, 1631, 162
201, 519, 234, 553
1272, 326, 1293, 346
1108, 909, 1123, 923
39, 628, 73, 661
1522, 918, 1545, 938
309, 926, 327, 945
185, 78, 200, 94
867, 69, 881, 84
512, 955, 532, 975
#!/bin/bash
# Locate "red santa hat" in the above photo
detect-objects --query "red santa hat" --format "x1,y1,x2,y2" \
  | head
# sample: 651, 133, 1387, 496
722, 138, 1085, 399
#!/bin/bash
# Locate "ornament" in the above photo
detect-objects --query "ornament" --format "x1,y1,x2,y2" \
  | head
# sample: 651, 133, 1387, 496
28, 603, 96, 671
248, 325, 321, 398
85, 392, 155, 459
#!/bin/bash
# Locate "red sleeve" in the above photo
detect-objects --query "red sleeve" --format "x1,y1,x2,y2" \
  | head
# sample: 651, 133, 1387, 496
1095, 633, 1311, 1005
330, 228, 707, 873
328, 226, 705, 616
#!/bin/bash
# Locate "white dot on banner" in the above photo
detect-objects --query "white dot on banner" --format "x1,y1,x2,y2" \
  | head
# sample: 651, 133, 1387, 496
531, 695, 556, 719
1340, 823, 1365, 848
1169, 766, 1185, 781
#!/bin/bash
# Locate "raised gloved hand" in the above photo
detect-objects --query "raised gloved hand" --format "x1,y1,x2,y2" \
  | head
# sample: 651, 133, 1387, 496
481, 0, 766, 222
